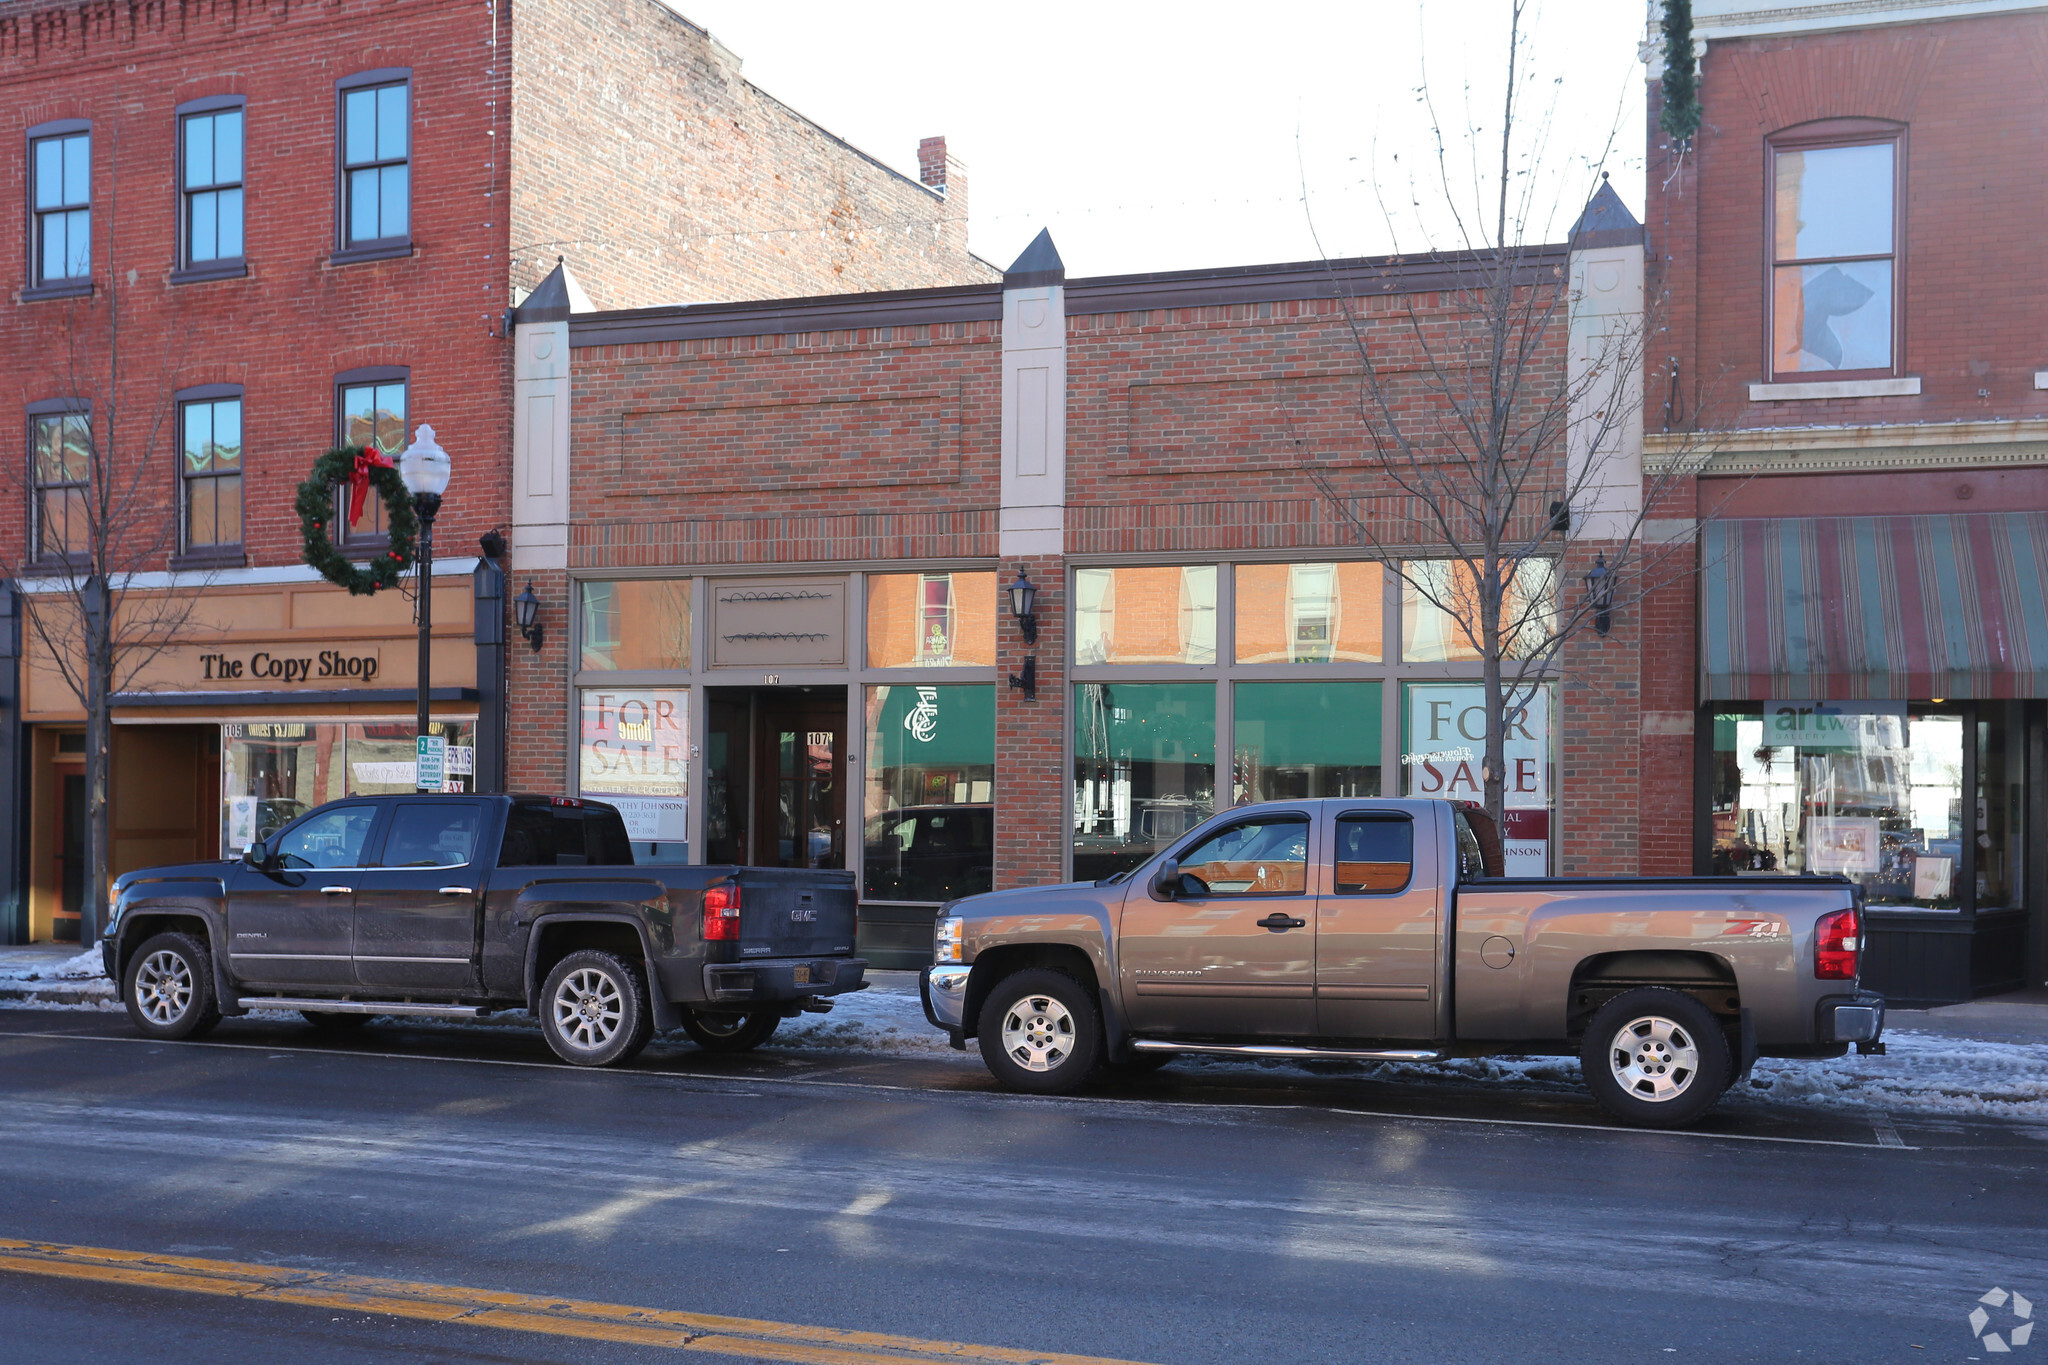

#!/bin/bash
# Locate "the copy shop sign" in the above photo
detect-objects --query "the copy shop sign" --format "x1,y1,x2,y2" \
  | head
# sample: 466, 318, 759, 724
579, 689, 688, 845
1404, 683, 1551, 874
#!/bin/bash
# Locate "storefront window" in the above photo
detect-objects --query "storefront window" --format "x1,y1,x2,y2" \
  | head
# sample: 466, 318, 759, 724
577, 688, 689, 863
1073, 566, 1218, 666
1979, 702, 2025, 910
578, 579, 691, 671
866, 572, 996, 668
862, 684, 994, 903
221, 718, 476, 853
1233, 681, 1381, 801
1400, 558, 1557, 663
1073, 682, 1215, 882
1234, 562, 1382, 663
1401, 682, 1552, 875
1709, 704, 1981, 910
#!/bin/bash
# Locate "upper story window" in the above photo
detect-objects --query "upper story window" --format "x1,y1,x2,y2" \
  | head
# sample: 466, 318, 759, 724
1768, 126, 1902, 378
29, 405, 90, 563
179, 390, 244, 556
337, 370, 407, 543
180, 104, 245, 269
340, 75, 410, 251
30, 127, 91, 286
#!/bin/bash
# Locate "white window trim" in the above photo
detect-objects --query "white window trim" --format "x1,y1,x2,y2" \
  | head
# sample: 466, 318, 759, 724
1748, 377, 1921, 402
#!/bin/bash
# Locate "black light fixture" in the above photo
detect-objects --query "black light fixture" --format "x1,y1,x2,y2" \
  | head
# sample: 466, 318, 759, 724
1584, 552, 1614, 636
1008, 656, 1037, 702
1007, 567, 1039, 643
515, 581, 545, 652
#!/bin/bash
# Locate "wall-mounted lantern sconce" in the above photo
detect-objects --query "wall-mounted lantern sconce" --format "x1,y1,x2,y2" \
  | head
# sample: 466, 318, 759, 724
1008, 567, 1039, 644
514, 582, 545, 652
1584, 552, 1613, 637
1008, 656, 1037, 702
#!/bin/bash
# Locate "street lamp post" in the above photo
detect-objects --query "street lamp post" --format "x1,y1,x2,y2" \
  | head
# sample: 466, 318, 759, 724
398, 426, 451, 790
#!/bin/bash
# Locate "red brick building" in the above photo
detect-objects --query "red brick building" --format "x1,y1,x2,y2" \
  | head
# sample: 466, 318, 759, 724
0, 0, 993, 944
518, 224, 1630, 967
1645, 0, 2048, 1002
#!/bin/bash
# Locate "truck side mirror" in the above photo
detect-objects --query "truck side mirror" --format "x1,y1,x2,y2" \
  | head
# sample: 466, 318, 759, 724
242, 840, 267, 868
1152, 857, 1181, 900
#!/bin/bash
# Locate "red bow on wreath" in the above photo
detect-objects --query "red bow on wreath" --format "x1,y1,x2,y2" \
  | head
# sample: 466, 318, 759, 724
346, 445, 396, 526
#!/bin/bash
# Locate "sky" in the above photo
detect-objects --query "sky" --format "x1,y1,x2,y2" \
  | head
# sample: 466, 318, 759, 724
666, 0, 1651, 279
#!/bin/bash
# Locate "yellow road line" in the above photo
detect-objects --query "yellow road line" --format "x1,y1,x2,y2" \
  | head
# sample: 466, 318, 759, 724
0, 1236, 1157, 1365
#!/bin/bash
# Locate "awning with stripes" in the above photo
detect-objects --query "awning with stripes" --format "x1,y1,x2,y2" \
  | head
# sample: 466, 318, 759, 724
1700, 512, 2048, 700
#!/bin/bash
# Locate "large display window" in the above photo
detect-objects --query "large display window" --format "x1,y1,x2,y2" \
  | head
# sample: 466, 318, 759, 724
1399, 558, 1557, 663
1708, 702, 2023, 913
1401, 682, 1552, 874
1073, 566, 1218, 666
1073, 682, 1216, 882
221, 718, 475, 853
862, 684, 994, 903
1233, 562, 1382, 663
578, 579, 691, 671
577, 687, 689, 862
1233, 681, 1381, 801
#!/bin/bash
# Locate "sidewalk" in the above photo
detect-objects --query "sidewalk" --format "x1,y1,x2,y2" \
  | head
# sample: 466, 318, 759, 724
1888, 986, 2048, 1046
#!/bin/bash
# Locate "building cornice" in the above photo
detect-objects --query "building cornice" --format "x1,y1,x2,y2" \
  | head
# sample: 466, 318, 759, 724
1690, 0, 2048, 40
1646, 419, 2048, 476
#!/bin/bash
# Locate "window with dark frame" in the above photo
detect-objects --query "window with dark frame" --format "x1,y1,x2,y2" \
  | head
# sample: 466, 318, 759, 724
180, 393, 244, 554
29, 408, 90, 563
181, 106, 245, 268
31, 129, 91, 285
336, 374, 406, 543
1768, 126, 1903, 379
340, 79, 409, 249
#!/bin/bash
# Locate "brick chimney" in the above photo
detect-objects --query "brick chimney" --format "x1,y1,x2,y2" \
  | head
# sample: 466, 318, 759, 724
917, 136, 971, 262
917, 136, 952, 194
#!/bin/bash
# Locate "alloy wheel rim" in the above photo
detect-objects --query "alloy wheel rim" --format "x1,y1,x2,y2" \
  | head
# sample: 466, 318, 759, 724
135, 950, 194, 1026
1000, 993, 1074, 1073
1608, 1014, 1699, 1102
695, 1015, 749, 1039
553, 967, 625, 1050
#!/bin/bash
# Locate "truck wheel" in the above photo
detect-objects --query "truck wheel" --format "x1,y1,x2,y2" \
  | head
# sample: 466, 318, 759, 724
540, 950, 654, 1067
977, 969, 1102, 1095
680, 1010, 781, 1053
123, 932, 222, 1041
1580, 987, 1732, 1128
300, 1010, 372, 1033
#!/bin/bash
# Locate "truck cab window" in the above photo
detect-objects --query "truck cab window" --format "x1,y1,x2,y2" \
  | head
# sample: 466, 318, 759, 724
380, 802, 483, 868
1334, 817, 1413, 893
1175, 816, 1309, 896
272, 805, 376, 869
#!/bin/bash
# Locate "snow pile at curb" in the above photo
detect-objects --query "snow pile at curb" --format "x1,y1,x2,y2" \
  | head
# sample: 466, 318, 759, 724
0, 948, 108, 982
769, 985, 958, 1057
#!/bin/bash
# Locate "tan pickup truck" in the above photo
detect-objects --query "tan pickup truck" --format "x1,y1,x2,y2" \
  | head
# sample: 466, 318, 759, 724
920, 798, 1883, 1127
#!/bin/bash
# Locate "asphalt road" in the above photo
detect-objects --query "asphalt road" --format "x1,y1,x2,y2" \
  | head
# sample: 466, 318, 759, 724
0, 1007, 2043, 1365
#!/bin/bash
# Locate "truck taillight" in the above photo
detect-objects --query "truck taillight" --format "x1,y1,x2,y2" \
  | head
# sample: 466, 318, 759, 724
703, 884, 741, 941
1815, 906, 1860, 979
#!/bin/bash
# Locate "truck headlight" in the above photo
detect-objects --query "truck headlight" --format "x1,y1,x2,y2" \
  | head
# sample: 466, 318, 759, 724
934, 916, 963, 963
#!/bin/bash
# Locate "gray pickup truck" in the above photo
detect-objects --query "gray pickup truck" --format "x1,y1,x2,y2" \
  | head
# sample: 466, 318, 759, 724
101, 793, 866, 1066
921, 798, 1884, 1127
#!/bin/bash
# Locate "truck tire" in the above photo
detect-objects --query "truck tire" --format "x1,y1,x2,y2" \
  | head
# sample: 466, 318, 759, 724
1580, 987, 1733, 1128
680, 1010, 780, 1053
977, 969, 1102, 1095
123, 932, 222, 1041
300, 1010, 373, 1033
540, 950, 655, 1067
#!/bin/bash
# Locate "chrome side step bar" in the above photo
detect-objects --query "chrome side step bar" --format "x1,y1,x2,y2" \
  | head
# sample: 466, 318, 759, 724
1130, 1039, 1442, 1062
239, 997, 489, 1019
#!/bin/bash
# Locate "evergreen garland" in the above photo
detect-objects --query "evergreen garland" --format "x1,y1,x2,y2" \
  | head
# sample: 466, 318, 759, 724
1660, 0, 1702, 149
295, 446, 419, 596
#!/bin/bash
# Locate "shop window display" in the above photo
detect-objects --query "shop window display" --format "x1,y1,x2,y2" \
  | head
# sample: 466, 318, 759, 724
1073, 682, 1215, 882
866, 572, 996, 668
863, 684, 994, 903
1233, 681, 1381, 801
578, 580, 691, 671
1707, 704, 2003, 911
1234, 562, 1382, 664
577, 688, 689, 863
221, 719, 475, 853
1073, 566, 1217, 666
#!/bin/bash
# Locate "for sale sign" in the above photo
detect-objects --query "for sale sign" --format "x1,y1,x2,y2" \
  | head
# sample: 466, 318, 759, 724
1403, 683, 1551, 874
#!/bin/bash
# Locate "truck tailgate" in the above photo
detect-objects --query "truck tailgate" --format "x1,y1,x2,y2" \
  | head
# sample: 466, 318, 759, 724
734, 868, 858, 957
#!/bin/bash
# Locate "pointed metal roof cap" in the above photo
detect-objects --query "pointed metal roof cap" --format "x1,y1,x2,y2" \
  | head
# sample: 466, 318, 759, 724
1570, 179, 1644, 249
1004, 229, 1065, 288
514, 258, 596, 322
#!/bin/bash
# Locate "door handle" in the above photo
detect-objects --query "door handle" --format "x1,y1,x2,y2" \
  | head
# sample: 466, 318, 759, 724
1256, 913, 1306, 931
319, 886, 354, 895
438, 886, 474, 896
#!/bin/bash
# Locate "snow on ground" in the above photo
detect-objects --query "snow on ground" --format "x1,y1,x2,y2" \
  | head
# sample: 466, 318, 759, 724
6, 956, 2043, 1121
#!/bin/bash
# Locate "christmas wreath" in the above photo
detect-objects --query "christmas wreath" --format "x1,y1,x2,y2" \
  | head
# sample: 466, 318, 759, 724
295, 445, 419, 595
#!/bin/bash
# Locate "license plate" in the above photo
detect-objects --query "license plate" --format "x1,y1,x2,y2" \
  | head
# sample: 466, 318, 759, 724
793, 966, 810, 986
